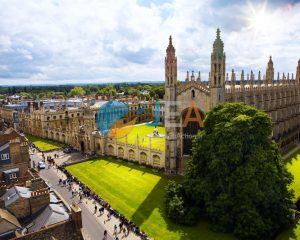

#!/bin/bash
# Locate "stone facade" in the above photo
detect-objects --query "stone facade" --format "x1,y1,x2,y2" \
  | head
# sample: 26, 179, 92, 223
0, 99, 156, 155
19, 101, 97, 153
94, 132, 165, 168
165, 29, 300, 174
0, 128, 30, 182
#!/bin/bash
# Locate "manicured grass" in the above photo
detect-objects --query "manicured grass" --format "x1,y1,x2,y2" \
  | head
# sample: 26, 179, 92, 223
117, 124, 165, 151
25, 134, 65, 151
276, 150, 300, 240
66, 157, 235, 240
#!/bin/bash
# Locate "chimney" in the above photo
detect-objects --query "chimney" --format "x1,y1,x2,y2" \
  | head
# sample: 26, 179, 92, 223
70, 202, 82, 230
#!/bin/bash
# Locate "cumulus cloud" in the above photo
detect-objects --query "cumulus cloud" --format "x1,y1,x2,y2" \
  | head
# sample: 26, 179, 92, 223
0, 0, 299, 85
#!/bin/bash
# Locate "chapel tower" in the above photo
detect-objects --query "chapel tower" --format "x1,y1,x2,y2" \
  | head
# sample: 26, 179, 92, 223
165, 36, 178, 173
210, 29, 226, 108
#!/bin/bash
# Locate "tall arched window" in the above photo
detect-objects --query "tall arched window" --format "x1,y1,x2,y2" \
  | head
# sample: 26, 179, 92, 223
191, 90, 195, 99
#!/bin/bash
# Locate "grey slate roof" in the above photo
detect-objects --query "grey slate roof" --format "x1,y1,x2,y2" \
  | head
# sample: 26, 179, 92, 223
27, 203, 69, 233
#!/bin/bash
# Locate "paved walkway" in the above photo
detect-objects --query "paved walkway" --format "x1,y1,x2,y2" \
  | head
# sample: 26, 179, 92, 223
31, 150, 143, 240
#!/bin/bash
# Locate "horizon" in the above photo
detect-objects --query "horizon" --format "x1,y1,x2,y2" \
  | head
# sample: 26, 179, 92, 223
0, 0, 300, 85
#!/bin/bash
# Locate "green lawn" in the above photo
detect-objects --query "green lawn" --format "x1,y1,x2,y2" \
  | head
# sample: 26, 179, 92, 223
25, 134, 65, 151
117, 124, 165, 151
277, 150, 300, 240
66, 157, 234, 240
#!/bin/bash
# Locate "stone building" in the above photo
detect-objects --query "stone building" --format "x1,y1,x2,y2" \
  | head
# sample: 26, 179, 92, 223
0, 177, 83, 239
3, 186, 49, 220
165, 29, 300, 174
0, 128, 30, 182
18, 100, 99, 153
0, 98, 156, 155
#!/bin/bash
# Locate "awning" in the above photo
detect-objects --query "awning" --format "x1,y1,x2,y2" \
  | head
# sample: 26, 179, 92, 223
2, 168, 19, 174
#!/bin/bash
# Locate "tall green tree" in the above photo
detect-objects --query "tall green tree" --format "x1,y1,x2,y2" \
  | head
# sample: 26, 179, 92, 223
97, 85, 116, 97
68, 86, 86, 97
184, 102, 294, 240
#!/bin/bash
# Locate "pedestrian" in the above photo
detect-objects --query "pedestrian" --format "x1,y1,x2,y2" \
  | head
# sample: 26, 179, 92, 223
114, 224, 117, 234
122, 227, 126, 238
94, 205, 97, 214
103, 230, 107, 240
119, 222, 123, 233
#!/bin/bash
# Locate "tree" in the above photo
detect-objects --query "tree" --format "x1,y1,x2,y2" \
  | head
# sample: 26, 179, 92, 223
97, 85, 116, 97
68, 86, 86, 97
184, 103, 294, 240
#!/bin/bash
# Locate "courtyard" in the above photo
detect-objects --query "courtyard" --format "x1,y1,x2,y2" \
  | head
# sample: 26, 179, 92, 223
116, 124, 165, 151
66, 157, 234, 240
25, 134, 65, 151
65, 149, 300, 240
277, 149, 300, 240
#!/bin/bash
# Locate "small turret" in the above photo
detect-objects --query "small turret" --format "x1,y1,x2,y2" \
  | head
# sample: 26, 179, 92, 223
258, 71, 261, 87
240, 70, 245, 90
249, 71, 254, 89
296, 59, 300, 84
191, 71, 195, 81
266, 56, 274, 85
231, 69, 236, 89
197, 71, 201, 82
185, 71, 189, 82
226, 72, 229, 85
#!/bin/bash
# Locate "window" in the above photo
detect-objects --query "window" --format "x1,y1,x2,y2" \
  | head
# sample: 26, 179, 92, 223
1, 153, 9, 160
9, 173, 17, 179
191, 90, 195, 99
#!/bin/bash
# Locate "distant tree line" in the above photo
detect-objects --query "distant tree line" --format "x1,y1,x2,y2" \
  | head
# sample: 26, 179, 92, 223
0, 82, 165, 100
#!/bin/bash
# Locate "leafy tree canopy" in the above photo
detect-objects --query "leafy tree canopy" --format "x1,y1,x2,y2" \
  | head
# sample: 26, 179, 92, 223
183, 102, 294, 240
97, 85, 117, 97
68, 86, 86, 97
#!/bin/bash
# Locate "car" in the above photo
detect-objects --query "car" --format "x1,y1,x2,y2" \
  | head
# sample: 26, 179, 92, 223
63, 147, 72, 153
38, 161, 46, 170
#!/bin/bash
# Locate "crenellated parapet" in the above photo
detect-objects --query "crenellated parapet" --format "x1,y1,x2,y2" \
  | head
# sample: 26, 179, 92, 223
185, 70, 201, 82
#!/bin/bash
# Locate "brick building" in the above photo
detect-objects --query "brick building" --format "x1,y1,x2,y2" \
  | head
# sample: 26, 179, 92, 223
0, 128, 30, 182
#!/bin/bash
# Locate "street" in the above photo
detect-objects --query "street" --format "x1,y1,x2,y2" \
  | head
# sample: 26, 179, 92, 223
31, 151, 114, 240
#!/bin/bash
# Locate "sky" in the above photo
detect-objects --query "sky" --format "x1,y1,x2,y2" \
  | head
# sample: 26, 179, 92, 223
0, 0, 300, 85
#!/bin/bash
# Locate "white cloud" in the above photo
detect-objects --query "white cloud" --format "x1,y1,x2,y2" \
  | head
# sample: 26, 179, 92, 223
0, 0, 299, 85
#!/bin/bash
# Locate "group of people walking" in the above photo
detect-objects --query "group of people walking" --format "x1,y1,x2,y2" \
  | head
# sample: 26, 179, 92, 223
57, 166, 150, 240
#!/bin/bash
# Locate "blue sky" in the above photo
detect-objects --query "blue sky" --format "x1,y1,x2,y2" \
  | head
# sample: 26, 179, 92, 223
0, 0, 299, 85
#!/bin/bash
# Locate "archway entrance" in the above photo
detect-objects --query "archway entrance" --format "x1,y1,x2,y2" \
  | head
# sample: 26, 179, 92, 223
80, 141, 85, 152
181, 104, 205, 155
